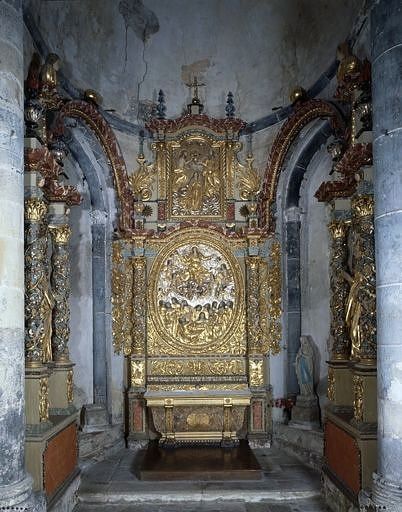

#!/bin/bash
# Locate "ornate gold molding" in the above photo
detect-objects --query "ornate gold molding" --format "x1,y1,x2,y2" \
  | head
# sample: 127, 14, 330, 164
149, 358, 245, 376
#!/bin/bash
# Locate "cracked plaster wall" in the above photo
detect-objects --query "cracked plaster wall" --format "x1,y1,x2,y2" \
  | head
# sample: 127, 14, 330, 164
25, 0, 362, 172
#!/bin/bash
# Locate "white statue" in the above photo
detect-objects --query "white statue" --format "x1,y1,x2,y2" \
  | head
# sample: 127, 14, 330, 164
295, 336, 314, 396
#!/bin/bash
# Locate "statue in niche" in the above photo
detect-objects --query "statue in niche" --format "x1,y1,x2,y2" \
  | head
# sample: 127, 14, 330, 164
295, 336, 314, 396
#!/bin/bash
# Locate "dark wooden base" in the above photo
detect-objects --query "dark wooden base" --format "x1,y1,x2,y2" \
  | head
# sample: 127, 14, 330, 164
139, 440, 263, 481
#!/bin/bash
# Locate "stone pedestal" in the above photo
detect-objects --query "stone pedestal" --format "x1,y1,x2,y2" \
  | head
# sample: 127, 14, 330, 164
327, 360, 353, 409
290, 394, 319, 429
25, 366, 52, 433
81, 404, 110, 433
48, 362, 76, 415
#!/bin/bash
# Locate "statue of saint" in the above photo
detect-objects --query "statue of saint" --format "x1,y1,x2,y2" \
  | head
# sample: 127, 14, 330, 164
295, 336, 314, 396
40, 284, 55, 363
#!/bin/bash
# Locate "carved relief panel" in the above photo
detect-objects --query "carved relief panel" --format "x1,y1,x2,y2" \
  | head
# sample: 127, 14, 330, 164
147, 229, 246, 356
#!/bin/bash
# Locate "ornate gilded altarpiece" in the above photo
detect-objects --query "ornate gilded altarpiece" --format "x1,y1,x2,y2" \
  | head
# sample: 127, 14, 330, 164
112, 105, 282, 445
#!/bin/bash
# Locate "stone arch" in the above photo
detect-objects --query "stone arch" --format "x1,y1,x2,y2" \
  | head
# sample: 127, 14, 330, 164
57, 100, 133, 234
260, 99, 346, 232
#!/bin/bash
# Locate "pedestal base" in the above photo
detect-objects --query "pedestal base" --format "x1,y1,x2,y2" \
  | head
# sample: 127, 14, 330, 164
0, 475, 45, 512
290, 394, 320, 429
81, 403, 109, 433
139, 440, 262, 481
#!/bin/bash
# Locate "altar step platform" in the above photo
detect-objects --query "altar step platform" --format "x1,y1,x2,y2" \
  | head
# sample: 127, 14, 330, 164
74, 444, 328, 511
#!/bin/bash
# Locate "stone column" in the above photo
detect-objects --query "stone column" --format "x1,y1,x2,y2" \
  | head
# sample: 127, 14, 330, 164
369, 0, 402, 507
0, 0, 42, 509
284, 213, 301, 397
48, 204, 75, 414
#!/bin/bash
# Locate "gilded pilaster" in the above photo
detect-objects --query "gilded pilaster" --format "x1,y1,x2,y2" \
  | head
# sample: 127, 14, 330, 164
246, 256, 263, 355
132, 257, 147, 356
24, 197, 49, 367
328, 219, 349, 360
49, 223, 72, 363
111, 240, 133, 355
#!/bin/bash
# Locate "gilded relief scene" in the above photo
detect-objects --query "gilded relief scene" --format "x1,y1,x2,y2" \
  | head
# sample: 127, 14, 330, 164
1, 1, 400, 511
156, 244, 235, 347
170, 140, 222, 218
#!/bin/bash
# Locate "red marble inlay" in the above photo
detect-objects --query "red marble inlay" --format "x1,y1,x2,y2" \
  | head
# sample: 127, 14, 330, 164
252, 400, 263, 431
325, 420, 361, 496
133, 400, 144, 432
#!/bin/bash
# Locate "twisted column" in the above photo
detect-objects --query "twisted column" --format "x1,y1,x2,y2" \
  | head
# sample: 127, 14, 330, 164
328, 219, 349, 360
49, 223, 72, 363
24, 198, 49, 367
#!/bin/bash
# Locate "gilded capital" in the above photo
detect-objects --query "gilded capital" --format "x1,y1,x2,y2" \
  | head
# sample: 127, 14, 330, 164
25, 198, 48, 222
352, 194, 374, 218
328, 220, 347, 240
49, 224, 72, 245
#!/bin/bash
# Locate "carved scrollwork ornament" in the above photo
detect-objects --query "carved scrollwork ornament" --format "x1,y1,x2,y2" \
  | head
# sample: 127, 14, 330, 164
129, 153, 155, 201
237, 155, 262, 201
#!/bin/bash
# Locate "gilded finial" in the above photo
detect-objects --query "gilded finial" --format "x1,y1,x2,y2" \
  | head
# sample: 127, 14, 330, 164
84, 89, 102, 106
289, 86, 307, 105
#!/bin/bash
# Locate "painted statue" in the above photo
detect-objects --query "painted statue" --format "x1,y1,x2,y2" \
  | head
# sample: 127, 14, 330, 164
295, 336, 314, 396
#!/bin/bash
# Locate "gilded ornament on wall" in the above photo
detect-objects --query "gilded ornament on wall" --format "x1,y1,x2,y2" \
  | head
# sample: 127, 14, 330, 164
148, 230, 246, 356
129, 154, 155, 201
237, 155, 262, 200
